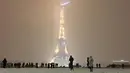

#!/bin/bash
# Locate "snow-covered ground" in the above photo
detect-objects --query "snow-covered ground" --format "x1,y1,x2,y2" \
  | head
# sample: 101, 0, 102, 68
0, 68, 130, 73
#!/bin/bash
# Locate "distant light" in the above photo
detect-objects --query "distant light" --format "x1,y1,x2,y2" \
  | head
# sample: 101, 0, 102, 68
113, 60, 129, 63
61, 1, 70, 6
55, 46, 59, 54
65, 47, 68, 54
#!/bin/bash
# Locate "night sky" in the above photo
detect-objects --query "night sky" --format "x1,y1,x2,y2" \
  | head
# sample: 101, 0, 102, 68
0, 0, 130, 66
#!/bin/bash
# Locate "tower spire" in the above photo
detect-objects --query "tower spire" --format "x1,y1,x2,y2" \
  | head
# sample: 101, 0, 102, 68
59, 7, 65, 39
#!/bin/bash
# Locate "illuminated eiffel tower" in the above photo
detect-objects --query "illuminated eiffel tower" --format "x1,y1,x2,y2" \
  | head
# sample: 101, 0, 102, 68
50, 0, 71, 67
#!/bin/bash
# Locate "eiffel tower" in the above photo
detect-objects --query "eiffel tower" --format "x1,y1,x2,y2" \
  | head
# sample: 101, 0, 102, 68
50, 0, 71, 67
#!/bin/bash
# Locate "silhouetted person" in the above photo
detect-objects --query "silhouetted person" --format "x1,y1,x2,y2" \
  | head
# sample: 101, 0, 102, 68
18, 62, 21, 68
112, 64, 115, 68
14, 63, 16, 68
25, 63, 29, 68
2, 58, 7, 68
10, 63, 13, 68
51, 63, 54, 68
55, 63, 58, 68
48, 63, 50, 68
69, 55, 74, 71
99, 64, 101, 68
122, 64, 124, 69
89, 56, 94, 72
96, 63, 98, 68
22, 63, 25, 68
53, 63, 55, 68
35, 63, 38, 68
87, 57, 90, 68
41, 63, 44, 68
45, 63, 48, 68
31, 63, 34, 68
76, 63, 80, 68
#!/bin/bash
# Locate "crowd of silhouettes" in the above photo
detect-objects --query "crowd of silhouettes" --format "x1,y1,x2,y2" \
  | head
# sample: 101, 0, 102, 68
1, 56, 128, 73
0, 58, 59, 68
107, 63, 129, 69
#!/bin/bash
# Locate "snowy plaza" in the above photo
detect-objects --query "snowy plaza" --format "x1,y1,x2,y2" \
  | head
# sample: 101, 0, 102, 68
0, 68, 130, 73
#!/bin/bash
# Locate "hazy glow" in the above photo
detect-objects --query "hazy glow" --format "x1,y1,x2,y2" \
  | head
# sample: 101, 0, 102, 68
65, 47, 68, 54
0, 0, 130, 66
121, 60, 124, 61
55, 45, 59, 54
50, 57, 55, 63
60, 1, 70, 6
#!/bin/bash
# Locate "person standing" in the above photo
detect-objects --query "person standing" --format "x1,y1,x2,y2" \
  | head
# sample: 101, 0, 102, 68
96, 63, 99, 68
87, 57, 90, 68
122, 64, 124, 69
69, 55, 74, 71
99, 63, 101, 68
2, 58, 7, 68
89, 56, 94, 72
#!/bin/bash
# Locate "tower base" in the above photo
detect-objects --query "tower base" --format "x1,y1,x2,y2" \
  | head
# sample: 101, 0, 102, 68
51, 55, 70, 67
